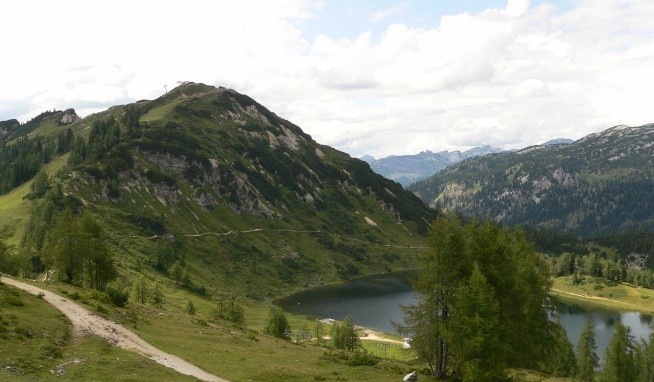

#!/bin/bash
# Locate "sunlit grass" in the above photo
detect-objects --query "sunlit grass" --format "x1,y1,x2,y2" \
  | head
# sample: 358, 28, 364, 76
0, 154, 69, 245
0, 282, 197, 381
140, 99, 184, 122
552, 276, 654, 313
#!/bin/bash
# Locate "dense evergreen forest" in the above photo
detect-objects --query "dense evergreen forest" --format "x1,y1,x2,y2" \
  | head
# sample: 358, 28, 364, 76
524, 226, 654, 288
0, 111, 75, 194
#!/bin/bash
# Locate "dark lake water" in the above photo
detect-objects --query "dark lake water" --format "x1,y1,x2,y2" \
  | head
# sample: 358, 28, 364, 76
279, 272, 653, 360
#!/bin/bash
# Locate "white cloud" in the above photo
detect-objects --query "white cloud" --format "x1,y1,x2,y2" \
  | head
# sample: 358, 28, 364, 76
1, 0, 653, 158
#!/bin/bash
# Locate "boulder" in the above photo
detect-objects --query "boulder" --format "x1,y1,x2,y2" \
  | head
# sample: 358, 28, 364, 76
403, 371, 418, 382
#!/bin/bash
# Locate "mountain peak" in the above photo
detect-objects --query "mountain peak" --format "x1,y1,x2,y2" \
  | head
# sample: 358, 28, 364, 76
366, 146, 501, 187
409, 122, 654, 236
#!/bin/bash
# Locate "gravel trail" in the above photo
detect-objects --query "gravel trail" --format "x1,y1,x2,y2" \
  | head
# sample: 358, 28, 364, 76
2, 276, 227, 382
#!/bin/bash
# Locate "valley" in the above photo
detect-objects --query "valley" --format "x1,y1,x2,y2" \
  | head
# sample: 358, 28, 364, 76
1, 82, 653, 381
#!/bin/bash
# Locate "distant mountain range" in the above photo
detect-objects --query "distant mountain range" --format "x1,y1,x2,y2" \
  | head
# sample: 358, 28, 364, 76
409, 124, 654, 236
362, 146, 502, 187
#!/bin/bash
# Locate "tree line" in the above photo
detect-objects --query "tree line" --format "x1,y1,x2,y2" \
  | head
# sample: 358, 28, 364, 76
576, 318, 654, 382
551, 247, 654, 289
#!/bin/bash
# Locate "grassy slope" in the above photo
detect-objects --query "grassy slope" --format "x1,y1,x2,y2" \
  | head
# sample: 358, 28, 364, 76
2, 89, 580, 381
5, 277, 420, 382
140, 99, 184, 122
2, 274, 584, 382
552, 276, 654, 313
0, 281, 197, 382
0, 154, 69, 246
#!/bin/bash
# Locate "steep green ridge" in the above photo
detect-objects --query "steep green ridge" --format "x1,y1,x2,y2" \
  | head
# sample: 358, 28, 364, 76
409, 124, 654, 236
5, 82, 434, 298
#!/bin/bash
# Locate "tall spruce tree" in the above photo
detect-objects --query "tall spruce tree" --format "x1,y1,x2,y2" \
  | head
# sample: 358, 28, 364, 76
576, 319, 598, 381
400, 215, 553, 379
546, 320, 577, 377
44, 208, 83, 284
601, 321, 636, 382
641, 332, 654, 382
448, 263, 505, 381
79, 211, 115, 290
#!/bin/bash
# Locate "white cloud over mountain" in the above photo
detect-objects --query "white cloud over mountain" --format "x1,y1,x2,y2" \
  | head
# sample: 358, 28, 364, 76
1, 0, 653, 157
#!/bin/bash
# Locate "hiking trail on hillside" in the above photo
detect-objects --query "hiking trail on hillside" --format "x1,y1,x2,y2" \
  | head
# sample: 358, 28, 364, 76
2, 276, 227, 382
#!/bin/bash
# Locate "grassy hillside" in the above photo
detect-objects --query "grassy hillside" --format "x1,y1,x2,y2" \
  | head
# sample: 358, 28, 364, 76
1, 276, 421, 381
0, 154, 69, 246
0, 280, 199, 381
552, 276, 654, 314
0, 82, 436, 380
11, 82, 433, 299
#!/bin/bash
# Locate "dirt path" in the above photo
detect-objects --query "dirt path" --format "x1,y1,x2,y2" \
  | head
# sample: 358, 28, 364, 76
361, 330, 404, 345
551, 288, 638, 309
2, 276, 227, 382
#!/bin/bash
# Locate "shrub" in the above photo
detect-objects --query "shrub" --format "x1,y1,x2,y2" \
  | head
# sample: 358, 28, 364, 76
264, 306, 290, 339
186, 300, 196, 315
347, 351, 378, 366
213, 295, 245, 325
106, 287, 129, 307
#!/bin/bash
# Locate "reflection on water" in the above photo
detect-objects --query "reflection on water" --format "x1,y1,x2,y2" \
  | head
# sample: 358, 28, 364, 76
279, 272, 652, 361
278, 272, 417, 333
553, 299, 653, 362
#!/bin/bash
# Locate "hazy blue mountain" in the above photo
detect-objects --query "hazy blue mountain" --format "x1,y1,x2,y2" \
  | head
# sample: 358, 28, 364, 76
365, 146, 502, 187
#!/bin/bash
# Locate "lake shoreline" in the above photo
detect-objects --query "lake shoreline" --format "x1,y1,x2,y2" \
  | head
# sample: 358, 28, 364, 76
551, 276, 654, 315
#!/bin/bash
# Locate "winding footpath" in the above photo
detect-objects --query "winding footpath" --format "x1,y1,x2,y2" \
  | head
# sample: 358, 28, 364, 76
551, 287, 639, 309
1, 276, 227, 382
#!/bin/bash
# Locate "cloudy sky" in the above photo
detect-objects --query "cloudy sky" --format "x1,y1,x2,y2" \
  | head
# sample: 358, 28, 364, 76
1, 0, 653, 158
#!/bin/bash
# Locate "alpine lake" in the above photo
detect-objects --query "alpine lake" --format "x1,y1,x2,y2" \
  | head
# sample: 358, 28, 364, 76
279, 271, 653, 362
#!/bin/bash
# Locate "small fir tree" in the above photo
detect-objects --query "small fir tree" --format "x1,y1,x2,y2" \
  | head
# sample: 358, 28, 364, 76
133, 276, 148, 304
332, 316, 359, 351
601, 321, 636, 382
151, 282, 164, 307
576, 319, 598, 381
264, 306, 290, 339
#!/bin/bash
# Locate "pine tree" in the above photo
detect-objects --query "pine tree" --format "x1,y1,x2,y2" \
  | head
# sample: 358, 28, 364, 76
332, 316, 359, 351
79, 211, 115, 291
447, 263, 505, 381
151, 283, 164, 307
577, 319, 598, 381
601, 321, 636, 382
399, 215, 552, 379
45, 208, 83, 284
638, 331, 654, 382
546, 321, 577, 377
133, 276, 148, 304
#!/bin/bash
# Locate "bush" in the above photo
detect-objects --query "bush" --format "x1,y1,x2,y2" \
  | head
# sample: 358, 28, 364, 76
264, 306, 290, 339
106, 287, 129, 307
212, 295, 245, 325
186, 300, 196, 315
347, 351, 378, 366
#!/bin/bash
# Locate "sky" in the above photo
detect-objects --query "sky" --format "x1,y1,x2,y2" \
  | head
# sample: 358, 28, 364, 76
1, 0, 653, 158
